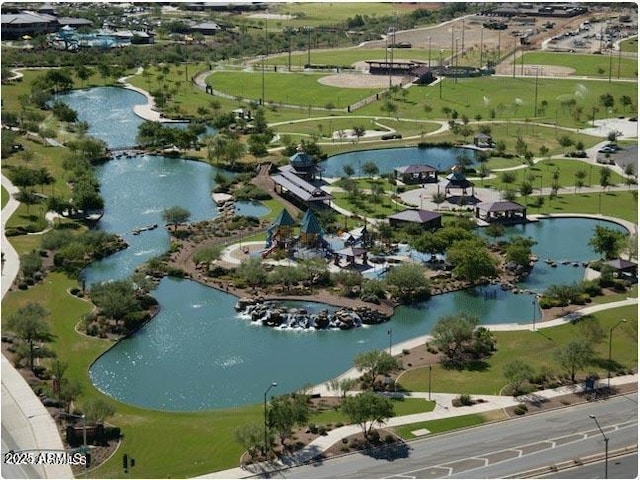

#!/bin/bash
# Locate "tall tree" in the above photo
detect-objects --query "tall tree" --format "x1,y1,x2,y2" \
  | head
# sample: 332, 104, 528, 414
554, 339, 594, 383
7, 302, 54, 371
162, 206, 191, 231
589, 225, 626, 260
342, 391, 394, 440
353, 350, 401, 390
447, 238, 498, 282
267, 394, 310, 449
503, 359, 534, 395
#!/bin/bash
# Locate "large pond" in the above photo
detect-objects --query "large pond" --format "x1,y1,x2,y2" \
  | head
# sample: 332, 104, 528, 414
319, 146, 477, 178
85, 155, 268, 285
61, 87, 146, 148
71, 87, 627, 411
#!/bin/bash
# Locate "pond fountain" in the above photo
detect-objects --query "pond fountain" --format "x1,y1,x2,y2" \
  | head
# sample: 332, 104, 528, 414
67, 87, 628, 411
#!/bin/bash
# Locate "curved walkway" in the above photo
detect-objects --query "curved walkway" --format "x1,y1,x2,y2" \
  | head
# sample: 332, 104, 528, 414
1, 174, 73, 478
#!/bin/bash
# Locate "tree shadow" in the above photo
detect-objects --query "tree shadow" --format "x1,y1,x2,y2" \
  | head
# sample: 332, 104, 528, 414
441, 359, 489, 372
361, 441, 412, 461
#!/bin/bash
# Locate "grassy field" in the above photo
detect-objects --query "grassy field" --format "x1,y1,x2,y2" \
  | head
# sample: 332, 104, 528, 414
356, 76, 638, 128
393, 413, 487, 440
620, 37, 638, 53
534, 189, 638, 223
207, 70, 379, 108
310, 398, 435, 426
521, 51, 639, 78
482, 158, 628, 191
1, 185, 8, 209
397, 305, 638, 396
270, 2, 426, 28
273, 117, 442, 139
266, 48, 451, 68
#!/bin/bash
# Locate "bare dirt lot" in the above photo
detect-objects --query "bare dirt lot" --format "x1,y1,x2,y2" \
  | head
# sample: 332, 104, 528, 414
318, 72, 408, 88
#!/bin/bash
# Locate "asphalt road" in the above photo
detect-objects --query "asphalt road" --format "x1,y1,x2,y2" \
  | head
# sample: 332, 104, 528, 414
542, 453, 638, 479
273, 394, 637, 479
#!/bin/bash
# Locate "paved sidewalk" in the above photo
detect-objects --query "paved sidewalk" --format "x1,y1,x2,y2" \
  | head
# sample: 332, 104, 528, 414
200, 374, 637, 479
1, 174, 73, 478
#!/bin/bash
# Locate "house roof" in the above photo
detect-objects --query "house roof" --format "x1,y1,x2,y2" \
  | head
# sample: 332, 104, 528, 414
474, 132, 492, 139
387, 209, 441, 224
336, 246, 367, 257
271, 171, 332, 202
476, 201, 525, 212
394, 165, 437, 174
191, 21, 221, 30
300, 209, 324, 236
290, 151, 315, 169
271, 208, 296, 227
603, 258, 638, 270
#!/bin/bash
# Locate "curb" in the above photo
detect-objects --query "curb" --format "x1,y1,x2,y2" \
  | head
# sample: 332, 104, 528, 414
508, 445, 638, 478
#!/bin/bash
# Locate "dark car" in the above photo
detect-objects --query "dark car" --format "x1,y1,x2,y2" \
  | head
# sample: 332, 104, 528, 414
381, 133, 402, 140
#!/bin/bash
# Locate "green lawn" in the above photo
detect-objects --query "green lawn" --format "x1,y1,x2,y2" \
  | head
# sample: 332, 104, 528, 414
1, 185, 8, 209
271, 3, 426, 28
266, 48, 451, 68
355, 77, 638, 129
397, 305, 638, 396
207, 71, 379, 108
310, 398, 435, 426
620, 37, 638, 53
482, 158, 628, 191
393, 413, 486, 440
521, 51, 638, 79
529, 189, 638, 223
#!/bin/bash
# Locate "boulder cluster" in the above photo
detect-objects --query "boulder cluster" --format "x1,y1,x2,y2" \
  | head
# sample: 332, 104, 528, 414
235, 298, 389, 330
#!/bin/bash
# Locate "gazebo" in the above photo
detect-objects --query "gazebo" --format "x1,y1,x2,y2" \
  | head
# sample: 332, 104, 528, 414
603, 258, 638, 281
394, 165, 438, 184
335, 246, 368, 267
473, 133, 494, 148
475, 201, 527, 224
299, 209, 325, 248
445, 165, 475, 199
387, 209, 442, 230
265, 208, 296, 250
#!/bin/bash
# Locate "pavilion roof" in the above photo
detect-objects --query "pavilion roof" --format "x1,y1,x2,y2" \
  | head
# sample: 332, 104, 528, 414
300, 209, 324, 236
476, 201, 525, 212
387, 209, 441, 224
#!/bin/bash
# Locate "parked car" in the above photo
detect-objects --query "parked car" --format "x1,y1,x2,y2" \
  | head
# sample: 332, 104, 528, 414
597, 146, 616, 154
381, 133, 402, 140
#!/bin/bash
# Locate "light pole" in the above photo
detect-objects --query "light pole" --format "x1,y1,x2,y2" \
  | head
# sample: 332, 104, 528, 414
479, 27, 484, 69
607, 319, 626, 390
261, 55, 266, 105
263, 382, 277, 455
589, 414, 609, 479
533, 66, 540, 118
439, 50, 443, 99
68, 413, 88, 476
428, 36, 432, 70
454, 37, 459, 84
387, 328, 392, 355
428, 365, 432, 400
531, 296, 537, 331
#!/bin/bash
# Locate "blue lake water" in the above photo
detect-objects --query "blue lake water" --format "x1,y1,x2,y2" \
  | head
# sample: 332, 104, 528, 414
71, 87, 628, 411
61, 87, 146, 148
320, 146, 477, 178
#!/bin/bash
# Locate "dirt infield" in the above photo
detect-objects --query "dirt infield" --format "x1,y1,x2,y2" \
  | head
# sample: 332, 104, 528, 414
318, 72, 408, 88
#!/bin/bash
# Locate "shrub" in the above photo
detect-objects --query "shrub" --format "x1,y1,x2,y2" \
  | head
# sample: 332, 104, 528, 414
459, 393, 473, 406
514, 404, 528, 415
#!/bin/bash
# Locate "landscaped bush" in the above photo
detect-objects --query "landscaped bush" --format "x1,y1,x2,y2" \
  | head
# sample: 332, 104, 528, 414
514, 404, 528, 415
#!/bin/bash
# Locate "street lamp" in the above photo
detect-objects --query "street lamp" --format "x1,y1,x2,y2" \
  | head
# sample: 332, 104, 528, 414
261, 55, 266, 105
68, 413, 88, 476
607, 319, 626, 390
428, 365, 432, 401
589, 414, 609, 479
387, 328, 392, 355
428, 36, 432, 70
533, 66, 540, 118
439, 49, 443, 100
531, 295, 537, 331
263, 382, 277, 455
